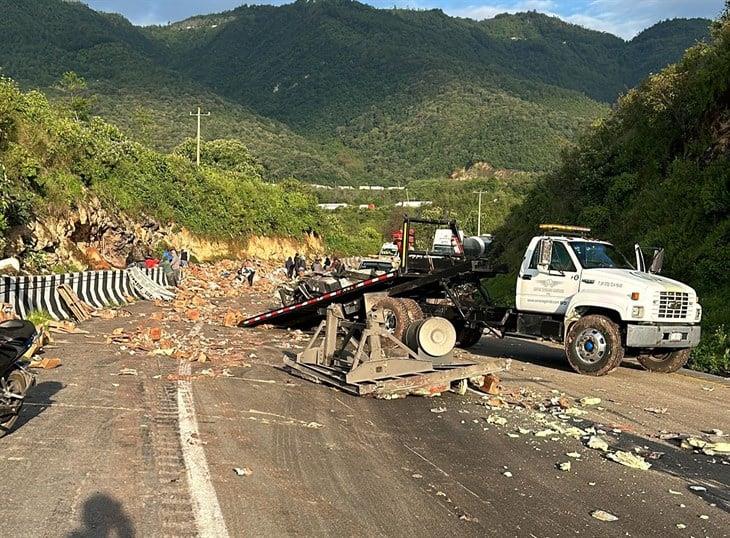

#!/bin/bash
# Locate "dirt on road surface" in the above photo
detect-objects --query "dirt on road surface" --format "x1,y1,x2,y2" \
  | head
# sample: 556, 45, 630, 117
0, 268, 727, 537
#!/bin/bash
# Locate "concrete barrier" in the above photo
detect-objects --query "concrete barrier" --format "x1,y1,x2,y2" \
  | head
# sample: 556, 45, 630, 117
0, 267, 169, 320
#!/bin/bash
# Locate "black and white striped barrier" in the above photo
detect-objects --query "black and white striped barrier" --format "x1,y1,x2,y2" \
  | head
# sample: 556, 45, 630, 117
0, 267, 171, 321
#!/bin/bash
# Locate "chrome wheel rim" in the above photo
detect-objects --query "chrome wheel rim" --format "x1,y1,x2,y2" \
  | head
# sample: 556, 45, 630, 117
383, 310, 397, 334
575, 328, 607, 364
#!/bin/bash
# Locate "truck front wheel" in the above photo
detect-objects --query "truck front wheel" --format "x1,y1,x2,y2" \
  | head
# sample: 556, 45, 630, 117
637, 349, 690, 373
565, 315, 624, 376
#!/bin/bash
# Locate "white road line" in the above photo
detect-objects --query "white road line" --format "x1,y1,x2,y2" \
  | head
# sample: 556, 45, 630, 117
177, 359, 229, 538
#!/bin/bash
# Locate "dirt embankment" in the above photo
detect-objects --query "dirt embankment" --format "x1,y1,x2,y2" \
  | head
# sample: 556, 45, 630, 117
3, 196, 324, 270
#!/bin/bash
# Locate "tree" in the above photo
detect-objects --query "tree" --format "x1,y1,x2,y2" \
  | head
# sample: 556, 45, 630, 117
56, 71, 95, 121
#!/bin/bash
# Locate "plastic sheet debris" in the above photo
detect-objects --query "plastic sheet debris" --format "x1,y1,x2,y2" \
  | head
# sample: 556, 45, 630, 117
580, 397, 601, 406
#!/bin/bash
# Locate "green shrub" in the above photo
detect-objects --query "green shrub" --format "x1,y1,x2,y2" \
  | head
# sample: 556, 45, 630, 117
689, 326, 730, 376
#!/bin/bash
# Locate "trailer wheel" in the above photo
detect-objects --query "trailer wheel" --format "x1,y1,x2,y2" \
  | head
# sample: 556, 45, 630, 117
399, 299, 424, 323
565, 315, 624, 376
373, 298, 412, 341
637, 349, 690, 373
456, 327, 483, 349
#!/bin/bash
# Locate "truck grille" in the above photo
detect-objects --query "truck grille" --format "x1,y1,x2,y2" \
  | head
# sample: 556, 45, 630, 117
656, 291, 690, 319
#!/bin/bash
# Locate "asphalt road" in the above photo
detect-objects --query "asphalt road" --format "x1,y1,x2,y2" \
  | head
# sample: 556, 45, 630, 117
0, 300, 727, 537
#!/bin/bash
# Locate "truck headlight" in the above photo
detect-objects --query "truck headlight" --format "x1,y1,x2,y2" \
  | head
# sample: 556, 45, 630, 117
632, 306, 644, 318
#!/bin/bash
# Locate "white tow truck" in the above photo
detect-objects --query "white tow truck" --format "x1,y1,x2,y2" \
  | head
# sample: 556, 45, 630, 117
509, 225, 701, 375
247, 219, 702, 376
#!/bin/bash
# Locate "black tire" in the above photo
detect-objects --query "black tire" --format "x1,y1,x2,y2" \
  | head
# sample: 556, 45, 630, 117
0, 369, 30, 438
398, 298, 424, 323
637, 349, 690, 373
565, 315, 624, 376
373, 297, 412, 341
456, 326, 483, 348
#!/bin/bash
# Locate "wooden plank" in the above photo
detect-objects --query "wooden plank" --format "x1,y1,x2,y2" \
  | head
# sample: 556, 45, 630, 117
57, 283, 94, 322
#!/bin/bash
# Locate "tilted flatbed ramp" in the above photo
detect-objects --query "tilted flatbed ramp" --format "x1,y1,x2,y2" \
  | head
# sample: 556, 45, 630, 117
240, 271, 400, 328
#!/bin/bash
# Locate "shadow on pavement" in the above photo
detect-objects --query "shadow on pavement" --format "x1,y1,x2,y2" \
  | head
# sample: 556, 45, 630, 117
472, 336, 653, 375
67, 493, 135, 538
471, 336, 575, 373
11, 380, 63, 433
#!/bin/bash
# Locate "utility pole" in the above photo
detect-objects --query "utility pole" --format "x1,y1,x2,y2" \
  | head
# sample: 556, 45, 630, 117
189, 107, 210, 166
473, 190, 484, 236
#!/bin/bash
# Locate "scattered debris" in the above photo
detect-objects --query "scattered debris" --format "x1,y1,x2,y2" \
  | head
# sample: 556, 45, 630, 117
586, 436, 610, 451
681, 437, 730, 455
580, 397, 601, 406
233, 467, 253, 477
431, 407, 447, 414
566, 452, 581, 459
117, 368, 138, 376
558, 462, 571, 471
591, 510, 618, 522
479, 373, 501, 395
689, 485, 707, 492
486, 414, 507, 425
502, 471, 513, 478
606, 451, 651, 471
28, 357, 62, 369
643, 407, 668, 415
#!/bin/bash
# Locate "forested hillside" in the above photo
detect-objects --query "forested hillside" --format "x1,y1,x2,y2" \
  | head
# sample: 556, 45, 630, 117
492, 14, 730, 373
0, 0, 711, 183
0, 77, 323, 260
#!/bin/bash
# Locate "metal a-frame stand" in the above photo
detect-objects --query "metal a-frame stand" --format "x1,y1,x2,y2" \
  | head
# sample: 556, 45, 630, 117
282, 304, 510, 397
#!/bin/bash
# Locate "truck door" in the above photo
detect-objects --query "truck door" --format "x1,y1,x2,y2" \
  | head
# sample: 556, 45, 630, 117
516, 240, 582, 314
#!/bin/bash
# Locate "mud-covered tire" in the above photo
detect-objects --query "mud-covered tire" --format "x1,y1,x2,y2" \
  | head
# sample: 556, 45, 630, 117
456, 327, 483, 349
637, 349, 690, 373
398, 298, 424, 323
373, 297, 412, 341
565, 315, 624, 376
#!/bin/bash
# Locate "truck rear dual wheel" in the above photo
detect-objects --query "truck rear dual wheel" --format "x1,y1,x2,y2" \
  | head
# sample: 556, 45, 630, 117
565, 315, 624, 376
637, 349, 690, 373
374, 297, 423, 341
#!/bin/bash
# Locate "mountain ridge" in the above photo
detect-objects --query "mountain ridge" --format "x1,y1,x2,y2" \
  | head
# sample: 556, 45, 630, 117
0, 0, 712, 183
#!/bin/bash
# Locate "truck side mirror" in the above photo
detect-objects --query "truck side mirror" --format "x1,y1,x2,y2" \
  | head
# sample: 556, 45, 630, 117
634, 244, 646, 272
649, 248, 664, 274
537, 239, 553, 271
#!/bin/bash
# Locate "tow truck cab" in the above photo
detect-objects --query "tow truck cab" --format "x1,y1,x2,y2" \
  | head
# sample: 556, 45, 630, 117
510, 226, 701, 375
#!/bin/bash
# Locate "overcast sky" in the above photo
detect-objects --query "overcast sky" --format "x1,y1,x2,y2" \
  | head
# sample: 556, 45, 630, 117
85, 0, 724, 38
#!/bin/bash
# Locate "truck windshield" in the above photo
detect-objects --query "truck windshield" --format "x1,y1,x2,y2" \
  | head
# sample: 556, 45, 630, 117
569, 242, 634, 270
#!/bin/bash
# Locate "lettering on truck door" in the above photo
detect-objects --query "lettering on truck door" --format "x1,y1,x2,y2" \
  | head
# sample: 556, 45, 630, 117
516, 240, 581, 314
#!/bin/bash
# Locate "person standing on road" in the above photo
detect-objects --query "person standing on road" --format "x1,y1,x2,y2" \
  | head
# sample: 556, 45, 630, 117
295, 253, 306, 272
312, 258, 323, 272
170, 249, 182, 287
285, 256, 295, 279
324, 256, 331, 270
243, 259, 256, 286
